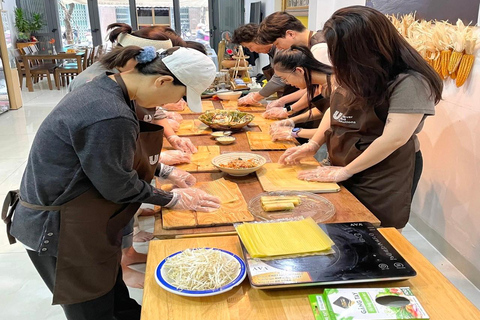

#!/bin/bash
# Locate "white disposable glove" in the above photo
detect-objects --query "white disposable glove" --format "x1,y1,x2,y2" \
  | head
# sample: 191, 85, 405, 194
159, 150, 192, 166
238, 92, 263, 105
167, 118, 180, 132
297, 166, 352, 183
166, 135, 198, 154
162, 99, 187, 111
262, 107, 289, 119
167, 168, 197, 188
270, 126, 295, 141
165, 111, 183, 123
169, 188, 221, 212
278, 140, 321, 165
266, 99, 286, 110
270, 119, 295, 132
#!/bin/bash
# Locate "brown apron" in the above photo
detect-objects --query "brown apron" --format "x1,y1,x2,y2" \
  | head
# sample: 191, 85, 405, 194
2, 73, 164, 305
325, 79, 415, 228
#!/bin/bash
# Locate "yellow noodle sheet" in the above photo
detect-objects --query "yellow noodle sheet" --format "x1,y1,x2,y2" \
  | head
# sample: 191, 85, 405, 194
236, 217, 334, 258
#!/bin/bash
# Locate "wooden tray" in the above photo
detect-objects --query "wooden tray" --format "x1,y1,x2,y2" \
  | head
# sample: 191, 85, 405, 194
174, 145, 220, 172
176, 119, 212, 136
162, 178, 254, 229
178, 101, 215, 114
246, 131, 297, 150
221, 100, 266, 112
256, 162, 341, 193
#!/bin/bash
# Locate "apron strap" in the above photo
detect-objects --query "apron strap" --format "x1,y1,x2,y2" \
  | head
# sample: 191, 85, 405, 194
113, 73, 135, 112
19, 200, 62, 211
2, 190, 20, 244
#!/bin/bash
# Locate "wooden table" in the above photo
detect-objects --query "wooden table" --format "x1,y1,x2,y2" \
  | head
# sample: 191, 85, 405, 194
22, 50, 85, 92
153, 101, 380, 238
141, 229, 480, 320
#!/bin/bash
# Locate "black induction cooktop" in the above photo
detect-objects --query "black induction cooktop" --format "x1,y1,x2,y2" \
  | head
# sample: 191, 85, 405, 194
241, 222, 416, 289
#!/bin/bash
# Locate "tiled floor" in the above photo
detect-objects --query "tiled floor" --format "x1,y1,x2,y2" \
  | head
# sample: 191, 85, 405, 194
0, 82, 479, 318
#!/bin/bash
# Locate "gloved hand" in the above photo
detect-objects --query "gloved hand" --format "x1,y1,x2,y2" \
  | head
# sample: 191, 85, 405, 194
270, 119, 295, 132
166, 135, 198, 154
270, 126, 294, 141
165, 111, 183, 123
169, 188, 221, 212
262, 107, 288, 119
167, 168, 197, 188
238, 92, 263, 105
266, 99, 286, 110
297, 166, 352, 183
159, 150, 192, 166
278, 140, 320, 165
167, 118, 180, 132
162, 99, 187, 111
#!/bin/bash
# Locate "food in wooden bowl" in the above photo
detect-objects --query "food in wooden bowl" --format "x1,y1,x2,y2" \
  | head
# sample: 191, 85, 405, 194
212, 152, 266, 176
199, 110, 254, 130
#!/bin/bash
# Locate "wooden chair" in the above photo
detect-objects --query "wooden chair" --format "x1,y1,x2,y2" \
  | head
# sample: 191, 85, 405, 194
87, 46, 96, 67
14, 49, 57, 90
54, 47, 89, 89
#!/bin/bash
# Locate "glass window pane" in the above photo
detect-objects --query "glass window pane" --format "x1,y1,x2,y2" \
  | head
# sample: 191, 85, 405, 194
179, 0, 210, 43
57, 1, 92, 47
136, 1, 173, 29
98, 0, 131, 42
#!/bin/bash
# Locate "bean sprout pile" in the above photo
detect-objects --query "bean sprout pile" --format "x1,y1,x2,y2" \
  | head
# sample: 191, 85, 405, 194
163, 248, 240, 291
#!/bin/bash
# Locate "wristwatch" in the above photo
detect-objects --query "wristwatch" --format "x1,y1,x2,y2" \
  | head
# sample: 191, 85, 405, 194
284, 105, 292, 112
291, 127, 302, 138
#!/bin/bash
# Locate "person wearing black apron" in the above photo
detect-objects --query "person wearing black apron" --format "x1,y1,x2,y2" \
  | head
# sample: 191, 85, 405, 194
268, 46, 333, 151
2, 46, 220, 320
278, 7, 442, 229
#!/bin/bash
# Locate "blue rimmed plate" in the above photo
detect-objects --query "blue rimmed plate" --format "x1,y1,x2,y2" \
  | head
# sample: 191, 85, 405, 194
155, 248, 247, 297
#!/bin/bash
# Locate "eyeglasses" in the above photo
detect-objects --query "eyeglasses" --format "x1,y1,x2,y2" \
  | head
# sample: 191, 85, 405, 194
279, 70, 296, 84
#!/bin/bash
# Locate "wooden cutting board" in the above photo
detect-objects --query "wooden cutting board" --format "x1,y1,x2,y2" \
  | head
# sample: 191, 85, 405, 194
176, 119, 212, 136
178, 101, 215, 114
162, 178, 254, 229
246, 131, 297, 150
221, 100, 266, 112
256, 162, 341, 193
174, 146, 220, 172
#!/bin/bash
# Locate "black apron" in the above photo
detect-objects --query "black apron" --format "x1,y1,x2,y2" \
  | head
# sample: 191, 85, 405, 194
2, 73, 164, 305
325, 77, 415, 228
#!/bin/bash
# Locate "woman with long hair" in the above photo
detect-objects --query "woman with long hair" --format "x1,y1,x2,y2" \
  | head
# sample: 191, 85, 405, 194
278, 6, 443, 229
5, 46, 220, 319
269, 46, 333, 144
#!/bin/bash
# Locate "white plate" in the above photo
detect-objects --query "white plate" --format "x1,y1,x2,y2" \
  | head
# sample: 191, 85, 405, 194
155, 248, 247, 297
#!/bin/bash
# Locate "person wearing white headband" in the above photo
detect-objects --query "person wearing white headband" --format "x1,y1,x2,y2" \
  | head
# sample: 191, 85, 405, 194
7, 45, 219, 320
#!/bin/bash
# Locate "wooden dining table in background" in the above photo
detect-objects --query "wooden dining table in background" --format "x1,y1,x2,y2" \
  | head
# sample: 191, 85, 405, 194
21, 49, 86, 92
153, 101, 381, 239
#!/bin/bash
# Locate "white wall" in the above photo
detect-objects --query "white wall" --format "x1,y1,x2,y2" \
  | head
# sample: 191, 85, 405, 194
308, 0, 365, 31
412, 29, 480, 282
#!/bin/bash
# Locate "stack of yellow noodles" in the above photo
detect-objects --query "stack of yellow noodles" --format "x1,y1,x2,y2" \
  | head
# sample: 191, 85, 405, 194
236, 217, 334, 258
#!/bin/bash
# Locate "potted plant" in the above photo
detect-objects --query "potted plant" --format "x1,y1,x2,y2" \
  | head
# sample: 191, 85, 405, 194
14, 8, 44, 43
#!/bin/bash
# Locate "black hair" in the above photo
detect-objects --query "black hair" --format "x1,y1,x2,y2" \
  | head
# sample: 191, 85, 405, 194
107, 22, 187, 47
185, 41, 207, 55
232, 23, 259, 44
100, 46, 183, 86
257, 12, 306, 44
274, 45, 333, 108
323, 6, 442, 107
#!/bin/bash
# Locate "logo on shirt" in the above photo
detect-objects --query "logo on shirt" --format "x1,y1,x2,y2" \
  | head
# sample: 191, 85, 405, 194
144, 114, 153, 122
149, 154, 160, 165
332, 111, 356, 124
